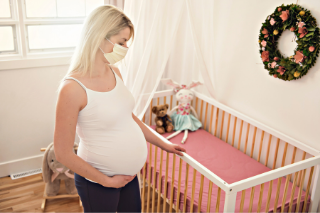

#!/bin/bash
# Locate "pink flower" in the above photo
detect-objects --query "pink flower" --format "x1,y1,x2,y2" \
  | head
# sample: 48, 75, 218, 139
187, 103, 189, 105
276, 66, 286, 75
264, 34, 269, 38
261, 51, 270, 62
278, 7, 282, 12
273, 74, 278, 78
187, 113, 189, 115
290, 27, 295, 32
298, 22, 305, 28
294, 51, 305, 63
309, 46, 315, 52
261, 40, 267, 47
280, 10, 289, 22
298, 27, 308, 38
262, 28, 268, 35
274, 57, 279, 61
270, 18, 276, 26
271, 62, 277, 68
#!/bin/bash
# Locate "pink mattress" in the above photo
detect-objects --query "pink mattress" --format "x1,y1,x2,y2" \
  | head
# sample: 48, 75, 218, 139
141, 125, 310, 212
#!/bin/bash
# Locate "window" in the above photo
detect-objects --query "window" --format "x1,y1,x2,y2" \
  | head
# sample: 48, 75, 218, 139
0, 0, 108, 61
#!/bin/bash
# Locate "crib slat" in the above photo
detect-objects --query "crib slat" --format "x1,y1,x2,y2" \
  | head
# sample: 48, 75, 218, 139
197, 174, 204, 213
291, 147, 297, 164
204, 102, 208, 131
152, 147, 158, 213
149, 100, 153, 126
281, 142, 288, 167
257, 183, 264, 213
295, 169, 306, 213
232, 117, 237, 147
302, 166, 314, 212
164, 96, 166, 104
170, 95, 173, 110
190, 168, 197, 213
239, 190, 245, 212
163, 152, 170, 213
297, 151, 306, 187
250, 126, 257, 158
273, 177, 282, 211
147, 144, 153, 213
225, 114, 231, 143
143, 114, 146, 123
244, 123, 250, 154
265, 134, 272, 167
169, 154, 176, 213
237, 120, 244, 150
195, 97, 198, 112
288, 171, 299, 212
265, 179, 273, 212
157, 97, 160, 105
214, 108, 219, 136
199, 100, 203, 123
176, 158, 183, 213
272, 138, 280, 170
157, 149, 164, 213
215, 187, 221, 213
207, 181, 213, 213
248, 186, 255, 213
257, 131, 265, 163
183, 163, 190, 213
219, 110, 225, 140
280, 174, 291, 213
142, 162, 147, 212
209, 105, 214, 134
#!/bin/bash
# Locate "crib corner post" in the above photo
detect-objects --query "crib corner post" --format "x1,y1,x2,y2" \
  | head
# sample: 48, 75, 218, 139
223, 190, 237, 213
309, 164, 320, 213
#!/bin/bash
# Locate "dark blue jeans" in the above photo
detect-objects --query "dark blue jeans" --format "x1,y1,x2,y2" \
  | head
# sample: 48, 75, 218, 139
74, 173, 141, 212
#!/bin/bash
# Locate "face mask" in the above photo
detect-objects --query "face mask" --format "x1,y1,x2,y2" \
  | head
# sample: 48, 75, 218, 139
99, 38, 128, 64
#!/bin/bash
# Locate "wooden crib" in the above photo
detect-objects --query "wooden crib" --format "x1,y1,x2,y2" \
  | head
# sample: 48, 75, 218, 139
138, 89, 320, 213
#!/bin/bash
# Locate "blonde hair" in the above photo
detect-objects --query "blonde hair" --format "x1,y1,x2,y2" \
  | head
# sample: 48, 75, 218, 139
57, 5, 134, 92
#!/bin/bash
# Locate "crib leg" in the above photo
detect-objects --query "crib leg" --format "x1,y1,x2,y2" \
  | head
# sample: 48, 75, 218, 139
309, 164, 320, 213
181, 130, 188, 143
223, 191, 237, 213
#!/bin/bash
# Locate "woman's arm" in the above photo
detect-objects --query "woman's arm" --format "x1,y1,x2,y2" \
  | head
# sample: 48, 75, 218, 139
54, 80, 112, 187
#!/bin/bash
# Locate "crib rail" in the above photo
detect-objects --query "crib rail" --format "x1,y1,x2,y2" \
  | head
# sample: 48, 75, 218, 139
139, 89, 320, 213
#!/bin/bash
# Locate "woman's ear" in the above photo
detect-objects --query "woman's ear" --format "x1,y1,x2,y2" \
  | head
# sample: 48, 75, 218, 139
42, 142, 54, 183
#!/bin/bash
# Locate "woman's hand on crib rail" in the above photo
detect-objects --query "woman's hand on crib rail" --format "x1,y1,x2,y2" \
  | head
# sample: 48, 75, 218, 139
162, 143, 186, 157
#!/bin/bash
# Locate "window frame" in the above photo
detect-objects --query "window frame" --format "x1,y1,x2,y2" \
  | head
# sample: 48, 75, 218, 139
0, 0, 112, 70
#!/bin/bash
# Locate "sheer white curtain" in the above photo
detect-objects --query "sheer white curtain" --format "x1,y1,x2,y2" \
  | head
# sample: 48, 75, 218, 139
120, 0, 217, 121
104, 0, 125, 10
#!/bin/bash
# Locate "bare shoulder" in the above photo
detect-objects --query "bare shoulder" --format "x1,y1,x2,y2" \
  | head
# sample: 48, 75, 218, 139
110, 65, 124, 82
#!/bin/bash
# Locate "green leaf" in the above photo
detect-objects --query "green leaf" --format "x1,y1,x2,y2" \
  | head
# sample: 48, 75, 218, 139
307, 27, 315, 31
306, 32, 314, 37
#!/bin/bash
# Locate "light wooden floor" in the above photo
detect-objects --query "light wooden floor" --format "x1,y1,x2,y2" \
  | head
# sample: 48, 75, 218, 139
0, 173, 83, 212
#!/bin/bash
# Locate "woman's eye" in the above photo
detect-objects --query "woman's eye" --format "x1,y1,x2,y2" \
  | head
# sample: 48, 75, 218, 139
119, 43, 124, 46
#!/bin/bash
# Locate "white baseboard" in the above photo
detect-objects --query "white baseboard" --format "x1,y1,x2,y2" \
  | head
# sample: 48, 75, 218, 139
0, 154, 43, 178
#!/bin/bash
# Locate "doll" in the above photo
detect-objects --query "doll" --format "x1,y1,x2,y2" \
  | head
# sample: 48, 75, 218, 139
161, 78, 203, 143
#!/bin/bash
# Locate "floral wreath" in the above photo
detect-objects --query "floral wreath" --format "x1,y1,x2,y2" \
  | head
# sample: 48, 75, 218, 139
259, 4, 319, 81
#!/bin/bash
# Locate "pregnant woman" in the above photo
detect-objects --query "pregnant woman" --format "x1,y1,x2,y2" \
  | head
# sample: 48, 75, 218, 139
53, 5, 186, 213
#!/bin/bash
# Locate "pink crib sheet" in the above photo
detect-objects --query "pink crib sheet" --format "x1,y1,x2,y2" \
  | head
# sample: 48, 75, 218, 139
142, 125, 310, 212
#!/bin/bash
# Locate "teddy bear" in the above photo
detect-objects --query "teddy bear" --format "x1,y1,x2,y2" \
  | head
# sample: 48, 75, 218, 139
42, 142, 78, 196
152, 104, 174, 134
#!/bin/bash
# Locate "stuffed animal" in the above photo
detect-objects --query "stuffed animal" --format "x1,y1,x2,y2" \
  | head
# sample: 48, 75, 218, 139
42, 142, 78, 196
152, 104, 174, 134
161, 78, 203, 143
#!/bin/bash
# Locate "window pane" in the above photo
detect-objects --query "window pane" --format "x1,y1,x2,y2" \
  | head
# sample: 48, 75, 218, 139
0, 26, 14, 51
25, 0, 56, 18
85, 0, 104, 16
0, 0, 11, 18
57, 0, 85, 17
27, 24, 83, 49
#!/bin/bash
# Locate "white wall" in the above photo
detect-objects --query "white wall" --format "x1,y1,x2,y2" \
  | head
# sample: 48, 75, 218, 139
161, 0, 320, 152
0, 64, 80, 177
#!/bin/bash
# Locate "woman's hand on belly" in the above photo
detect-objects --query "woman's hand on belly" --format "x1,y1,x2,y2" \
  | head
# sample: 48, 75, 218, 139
103, 174, 137, 188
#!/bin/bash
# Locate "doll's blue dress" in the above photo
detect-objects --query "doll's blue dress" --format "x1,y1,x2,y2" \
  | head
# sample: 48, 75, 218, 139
170, 102, 202, 131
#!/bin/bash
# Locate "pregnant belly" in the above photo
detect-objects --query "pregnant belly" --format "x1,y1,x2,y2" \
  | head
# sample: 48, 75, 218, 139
78, 123, 148, 177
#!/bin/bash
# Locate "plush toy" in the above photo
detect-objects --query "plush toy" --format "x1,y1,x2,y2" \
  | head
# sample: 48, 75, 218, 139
42, 142, 78, 196
161, 78, 203, 143
152, 104, 174, 134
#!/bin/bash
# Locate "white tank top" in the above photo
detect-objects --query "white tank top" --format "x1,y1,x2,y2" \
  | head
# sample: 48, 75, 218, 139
63, 65, 148, 183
